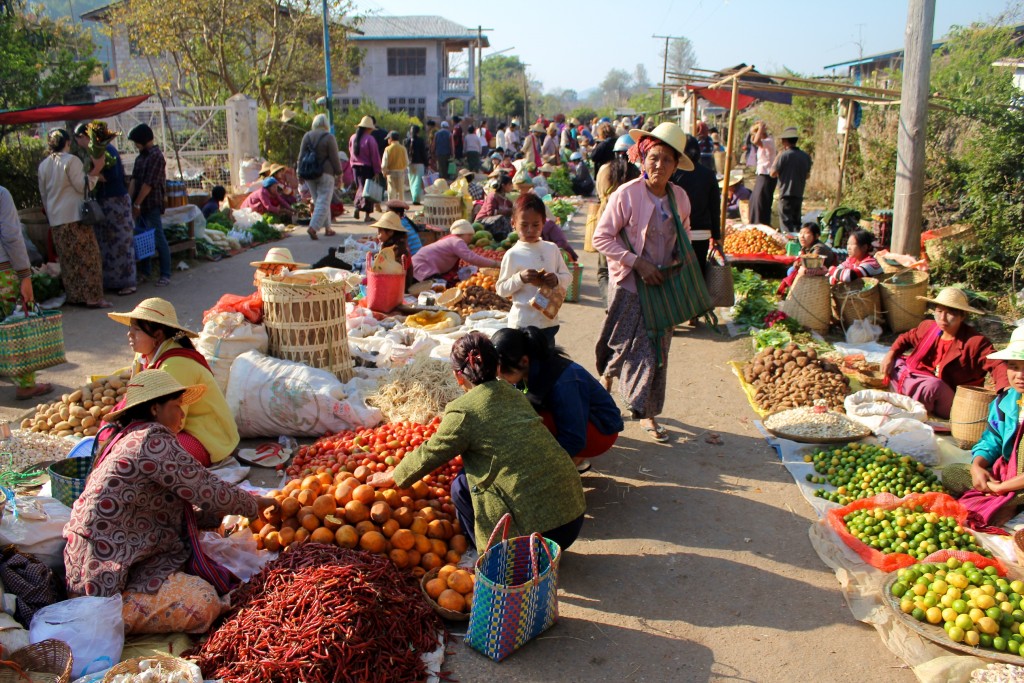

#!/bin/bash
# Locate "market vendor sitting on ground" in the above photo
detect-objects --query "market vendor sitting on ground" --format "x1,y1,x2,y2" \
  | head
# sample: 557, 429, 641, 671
776, 222, 838, 297
65, 371, 275, 634
240, 177, 292, 222
367, 332, 586, 551
411, 219, 499, 286
828, 229, 883, 285
941, 326, 1024, 528
108, 298, 239, 466
384, 199, 423, 255
723, 170, 752, 219
372, 211, 414, 289
201, 185, 226, 218
493, 326, 623, 473
881, 287, 1007, 419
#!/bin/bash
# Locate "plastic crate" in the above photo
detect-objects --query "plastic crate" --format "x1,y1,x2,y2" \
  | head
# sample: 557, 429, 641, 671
134, 229, 156, 261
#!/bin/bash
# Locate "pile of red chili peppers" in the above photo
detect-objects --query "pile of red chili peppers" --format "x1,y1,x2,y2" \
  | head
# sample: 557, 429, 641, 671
192, 543, 444, 683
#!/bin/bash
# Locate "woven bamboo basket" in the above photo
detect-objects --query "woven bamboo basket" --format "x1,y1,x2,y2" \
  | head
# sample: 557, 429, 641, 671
260, 278, 353, 382
103, 655, 197, 683
878, 257, 904, 275
422, 194, 463, 229
879, 270, 929, 333
0, 640, 72, 683
420, 567, 470, 621
949, 385, 996, 449
833, 277, 882, 328
781, 273, 831, 333
924, 223, 974, 262
18, 207, 51, 256
1014, 529, 1024, 567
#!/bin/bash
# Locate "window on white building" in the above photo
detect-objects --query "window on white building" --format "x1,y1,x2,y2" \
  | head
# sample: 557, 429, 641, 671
388, 97, 426, 121
336, 98, 361, 112
387, 48, 426, 76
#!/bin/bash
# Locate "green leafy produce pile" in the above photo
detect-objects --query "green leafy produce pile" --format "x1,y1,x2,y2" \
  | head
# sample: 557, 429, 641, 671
31, 271, 63, 302
547, 167, 574, 197
248, 220, 283, 243
547, 199, 576, 225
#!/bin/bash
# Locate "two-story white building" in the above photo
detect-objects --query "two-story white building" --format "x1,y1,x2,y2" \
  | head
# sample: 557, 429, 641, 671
339, 15, 488, 121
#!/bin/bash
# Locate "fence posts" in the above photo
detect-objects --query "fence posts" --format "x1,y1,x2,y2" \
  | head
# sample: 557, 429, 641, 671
226, 94, 259, 190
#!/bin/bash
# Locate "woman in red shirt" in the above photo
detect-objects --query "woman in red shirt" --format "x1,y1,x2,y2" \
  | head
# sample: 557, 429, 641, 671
881, 288, 1008, 418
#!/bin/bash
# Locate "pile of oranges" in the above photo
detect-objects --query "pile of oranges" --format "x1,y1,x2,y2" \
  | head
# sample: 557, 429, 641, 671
723, 230, 786, 255
424, 564, 477, 614
251, 469, 468, 576
456, 270, 498, 292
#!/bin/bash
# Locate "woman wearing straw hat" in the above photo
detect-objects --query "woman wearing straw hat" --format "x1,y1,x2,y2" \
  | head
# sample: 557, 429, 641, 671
881, 287, 1008, 419
240, 176, 293, 222
371, 211, 414, 288
108, 298, 239, 465
722, 169, 751, 219
522, 122, 546, 172
384, 199, 423, 255
349, 115, 383, 223
411, 219, 500, 285
592, 122, 695, 443
65, 370, 275, 633
251, 246, 309, 285
941, 326, 1024, 527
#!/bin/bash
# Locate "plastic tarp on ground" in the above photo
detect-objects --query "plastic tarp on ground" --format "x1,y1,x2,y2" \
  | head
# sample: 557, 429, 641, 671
756, 422, 1022, 682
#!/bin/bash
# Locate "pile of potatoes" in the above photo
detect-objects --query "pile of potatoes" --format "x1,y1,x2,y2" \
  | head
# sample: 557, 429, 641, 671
21, 372, 131, 437
743, 343, 850, 413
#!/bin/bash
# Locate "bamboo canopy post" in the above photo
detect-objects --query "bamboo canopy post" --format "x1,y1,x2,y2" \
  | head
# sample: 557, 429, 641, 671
836, 98, 855, 207
719, 75, 741, 237
690, 90, 698, 135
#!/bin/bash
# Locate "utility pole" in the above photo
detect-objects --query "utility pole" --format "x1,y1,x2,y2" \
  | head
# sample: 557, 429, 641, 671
321, 0, 334, 133
522, 65, 530, 127
891, 0, 935, 257
475, 26, 493, 118
653, 34, 682, 111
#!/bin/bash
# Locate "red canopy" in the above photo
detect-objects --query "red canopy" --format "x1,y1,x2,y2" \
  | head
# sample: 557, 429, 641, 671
0, 94, 151, 126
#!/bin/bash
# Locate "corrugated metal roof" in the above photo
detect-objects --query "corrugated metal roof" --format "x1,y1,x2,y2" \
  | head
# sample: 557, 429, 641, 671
353, 15, 488, 45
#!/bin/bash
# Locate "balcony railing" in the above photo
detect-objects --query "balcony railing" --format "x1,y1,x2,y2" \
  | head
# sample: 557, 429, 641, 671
440, 77, 471, 94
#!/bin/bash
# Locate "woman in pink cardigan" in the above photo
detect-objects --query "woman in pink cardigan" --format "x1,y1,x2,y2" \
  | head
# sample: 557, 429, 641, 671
349, 115, 382, 223
592, 122, 693, 443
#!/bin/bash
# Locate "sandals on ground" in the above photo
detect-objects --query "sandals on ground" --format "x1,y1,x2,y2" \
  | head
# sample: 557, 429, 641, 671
324, 228, 337, 236
16, 383, 53, 401
155, 277, 170, 287
85, 299, 114, 309
117, 286, 137, 296
307, 228, 319, 240
642, 422, 670, 443
576, 460, 593, 474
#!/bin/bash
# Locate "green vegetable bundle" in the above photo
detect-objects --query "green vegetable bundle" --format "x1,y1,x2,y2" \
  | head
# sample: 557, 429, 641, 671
547, 167, 574, 197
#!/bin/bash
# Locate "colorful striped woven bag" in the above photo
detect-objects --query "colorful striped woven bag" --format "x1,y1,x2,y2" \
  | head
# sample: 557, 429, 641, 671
0, 305, 65, 377
466, 514, 561, 661
621, 189, 717, 365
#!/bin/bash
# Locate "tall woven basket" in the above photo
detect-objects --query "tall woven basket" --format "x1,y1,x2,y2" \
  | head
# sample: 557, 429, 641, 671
422, 194, 463, 229
950, 385, 996, 449
781, 273, 831, 333
880, 270, 929, 333
0, 639, 73, 683
260, 279, 353, 382
833, 277, 882, 328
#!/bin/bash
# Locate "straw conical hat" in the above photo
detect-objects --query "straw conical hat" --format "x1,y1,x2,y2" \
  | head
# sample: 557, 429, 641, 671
108, 298, 198, 338
103, 369, 206, 423
916, 287, 984, 316
370, 211, 406, 233
629, 122, 694, 171
250, 247, 309, 268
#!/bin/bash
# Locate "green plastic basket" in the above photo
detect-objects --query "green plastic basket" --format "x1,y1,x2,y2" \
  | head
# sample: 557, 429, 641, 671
47, 457, 92, 508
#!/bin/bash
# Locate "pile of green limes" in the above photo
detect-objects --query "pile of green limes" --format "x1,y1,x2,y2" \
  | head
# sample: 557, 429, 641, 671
803, 442, 945, 504
844, 505, 992, 559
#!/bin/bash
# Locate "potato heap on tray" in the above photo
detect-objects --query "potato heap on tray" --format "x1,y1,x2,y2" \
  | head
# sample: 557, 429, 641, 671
21, 372, 131, 437
743, 343, 850, 413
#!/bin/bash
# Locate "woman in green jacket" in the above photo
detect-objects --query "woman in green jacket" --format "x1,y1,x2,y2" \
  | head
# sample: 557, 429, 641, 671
369, 332, 586, 550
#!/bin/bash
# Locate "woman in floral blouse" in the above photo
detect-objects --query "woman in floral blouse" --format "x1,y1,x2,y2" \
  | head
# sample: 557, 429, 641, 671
64, 371, 274, 634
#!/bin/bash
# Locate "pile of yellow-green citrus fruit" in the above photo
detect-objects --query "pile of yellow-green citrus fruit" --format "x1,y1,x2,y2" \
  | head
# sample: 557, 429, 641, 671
844, 505, 992, 559
891, 560, 1020, 654
804, 443, 945, 504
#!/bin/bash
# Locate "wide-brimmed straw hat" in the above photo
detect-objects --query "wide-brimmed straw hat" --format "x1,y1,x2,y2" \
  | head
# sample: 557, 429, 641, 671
357, 115, 375, 129
371, 211, 407, 233
529, 122, 545, 134
258, 160, 275, 177
108, 298, 199, 338
103, 370, 206, 423
250, 247, 309, 269
719, 169, 745, 190
385, 199, 410, 211
629, 122, 695, 171
280, 108, 299, 123
779, 126, 800, 140
989, 327, 1024, 361
538, 163, 556, 174
916, 287, 984, 316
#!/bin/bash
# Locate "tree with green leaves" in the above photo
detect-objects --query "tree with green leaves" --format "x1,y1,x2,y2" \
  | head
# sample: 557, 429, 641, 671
600, 69, 632, 106
663, 37, 697, 78
106, 0, 362, 109
0, 0, 98, 139
481, 54, 526, 121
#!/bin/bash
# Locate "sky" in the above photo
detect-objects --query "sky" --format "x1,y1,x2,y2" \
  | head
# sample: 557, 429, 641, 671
353, 0, 1019, 94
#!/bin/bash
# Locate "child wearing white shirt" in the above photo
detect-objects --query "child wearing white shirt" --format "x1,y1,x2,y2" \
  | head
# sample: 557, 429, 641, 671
496, 193, 571, 343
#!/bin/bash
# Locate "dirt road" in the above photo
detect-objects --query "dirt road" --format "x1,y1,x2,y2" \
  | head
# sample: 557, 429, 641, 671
0, 209, 915, 682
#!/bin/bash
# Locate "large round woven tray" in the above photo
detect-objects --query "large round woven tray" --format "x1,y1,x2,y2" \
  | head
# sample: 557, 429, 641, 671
762, 411, 871, 444
420, 567, 470, 621
880, 571, 1022, 665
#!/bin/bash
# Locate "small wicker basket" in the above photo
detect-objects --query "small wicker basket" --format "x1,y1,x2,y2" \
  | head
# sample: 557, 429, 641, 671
420, 567, 470, 621
0, 639, 73, 683
781, 272, 831, 333
422, 194, 463, 230
833, 277, 883, 328
879, 270, 929, 334
102, 655, 198, 683
950, 385, 996, 449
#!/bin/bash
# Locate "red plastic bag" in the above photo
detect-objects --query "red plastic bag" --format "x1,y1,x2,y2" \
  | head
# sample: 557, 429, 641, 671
826, 492, 1007, 574
203, 292, 263, 325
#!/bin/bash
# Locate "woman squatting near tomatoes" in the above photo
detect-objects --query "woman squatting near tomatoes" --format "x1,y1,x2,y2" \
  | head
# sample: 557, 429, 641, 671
369, 332, 587, 551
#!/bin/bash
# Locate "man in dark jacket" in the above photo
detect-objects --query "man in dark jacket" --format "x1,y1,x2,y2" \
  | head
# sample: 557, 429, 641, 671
671, 135, 721, 280
404, 124, 429, 203
771, 127, 813, 231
